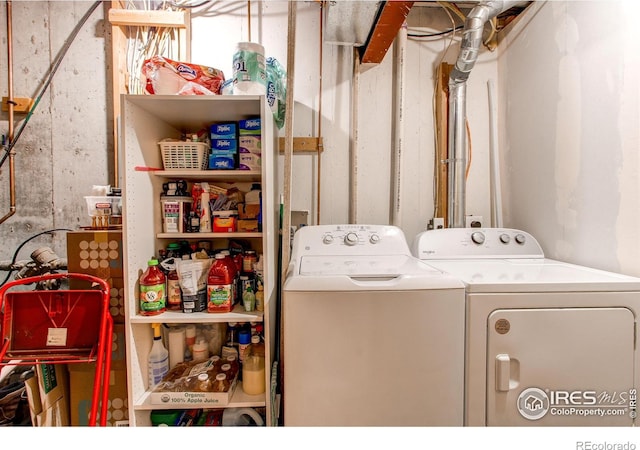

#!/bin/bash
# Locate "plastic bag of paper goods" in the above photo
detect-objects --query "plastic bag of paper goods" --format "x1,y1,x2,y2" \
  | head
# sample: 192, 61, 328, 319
142, 56, 225, 95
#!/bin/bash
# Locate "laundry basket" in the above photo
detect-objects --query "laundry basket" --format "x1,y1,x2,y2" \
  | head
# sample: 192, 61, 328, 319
0, 273, 113, 426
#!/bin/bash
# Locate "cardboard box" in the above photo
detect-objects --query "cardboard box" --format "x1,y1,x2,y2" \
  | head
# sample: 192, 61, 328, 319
212, 210, 238, 232
68, 276, 125, 324
238, 219, 259, 232
25, 364, 70, 426
238, 152, 261, 171
239, 118, 261, 135
67, 230, 123, 279
208, 151, 236, 170
239, 135, 261, 153
210, 122, 237, 139
238, 203, 260, 220
211, 138, 238, 152
150, 376, 237, 407
68, 364, 128, 427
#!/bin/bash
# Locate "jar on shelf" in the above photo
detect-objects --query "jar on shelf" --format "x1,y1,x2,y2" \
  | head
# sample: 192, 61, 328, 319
242, 335, 265, 395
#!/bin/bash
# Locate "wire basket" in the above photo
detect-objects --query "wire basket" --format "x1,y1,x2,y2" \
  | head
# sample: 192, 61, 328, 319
159, 141, 209, 170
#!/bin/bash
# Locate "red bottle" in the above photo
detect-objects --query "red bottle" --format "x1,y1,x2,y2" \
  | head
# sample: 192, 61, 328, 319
139, 258, 166, 316
207, 253, 234, 313
220, 250, 239, 305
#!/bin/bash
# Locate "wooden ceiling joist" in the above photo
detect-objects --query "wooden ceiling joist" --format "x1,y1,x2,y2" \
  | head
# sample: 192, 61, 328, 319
360, 1, 414, 64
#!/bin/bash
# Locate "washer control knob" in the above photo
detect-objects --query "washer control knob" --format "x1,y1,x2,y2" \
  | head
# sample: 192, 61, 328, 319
344, 232, 359, 246
471, 231, 485, 245
515, 233, 526, 245
322, 234, 334, 245
499, 233, 511, 244
369, 234, 380, 244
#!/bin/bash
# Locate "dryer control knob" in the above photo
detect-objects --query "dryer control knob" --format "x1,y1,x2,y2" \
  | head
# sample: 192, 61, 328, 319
499, 233, 511, 244
322, 235, 334, 244
471, 231, 485, 245
515, 233, 526, 245
369, 234, 380, 244
344, 232, 359, 246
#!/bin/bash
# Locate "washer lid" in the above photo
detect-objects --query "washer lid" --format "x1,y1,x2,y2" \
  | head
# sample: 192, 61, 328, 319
285, 255, 465, 291
299, 254, 423, 277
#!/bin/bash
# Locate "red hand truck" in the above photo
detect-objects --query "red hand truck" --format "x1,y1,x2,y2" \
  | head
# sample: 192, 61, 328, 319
0, 273, 113, 426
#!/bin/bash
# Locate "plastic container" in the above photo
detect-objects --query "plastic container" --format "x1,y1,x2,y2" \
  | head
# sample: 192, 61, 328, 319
167, 326, 186, 369
242, 335, 265, 395
139, 258, 166, 315
192, 338, 210, 362
207, 254, 234, 313
255, 283, 264, 312
242, 285, 255, 312
165, 260, 182, 311
238, 330, 252, 362
160, 196, 192, 233
212, 373, 231, 392
232, 42, 267, 95
220, 250, 239, 304
242, 249, 257, 274
221, 408, 265, 426
148, 323, 169, 388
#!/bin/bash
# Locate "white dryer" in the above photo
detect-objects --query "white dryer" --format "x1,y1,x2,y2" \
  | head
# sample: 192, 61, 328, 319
413, 227, 640, 426
282, 224, 466, 426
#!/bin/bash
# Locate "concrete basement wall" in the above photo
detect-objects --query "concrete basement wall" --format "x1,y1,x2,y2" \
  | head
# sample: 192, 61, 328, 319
0, 2, 111, 263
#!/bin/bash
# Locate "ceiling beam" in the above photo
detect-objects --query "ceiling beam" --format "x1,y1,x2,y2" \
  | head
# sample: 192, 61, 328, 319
360, 1, 414, 64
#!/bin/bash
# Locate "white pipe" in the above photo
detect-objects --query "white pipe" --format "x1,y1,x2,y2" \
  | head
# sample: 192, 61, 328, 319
487, 79, 503, 228
349, 47, 359, 224
391, 22, 407, 227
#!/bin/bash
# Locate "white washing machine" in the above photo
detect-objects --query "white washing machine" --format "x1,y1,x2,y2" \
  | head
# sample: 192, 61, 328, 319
282, 224, 466, 426
413, 227, 640, 426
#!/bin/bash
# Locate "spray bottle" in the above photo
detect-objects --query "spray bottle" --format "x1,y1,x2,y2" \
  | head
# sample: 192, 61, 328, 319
148, 323, 169, 388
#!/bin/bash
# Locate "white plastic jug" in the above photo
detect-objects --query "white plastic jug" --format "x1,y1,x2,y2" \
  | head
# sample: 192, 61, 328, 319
221, 407, 265, 426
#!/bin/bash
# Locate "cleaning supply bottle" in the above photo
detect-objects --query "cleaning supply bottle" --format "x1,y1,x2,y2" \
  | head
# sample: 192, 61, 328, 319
148, 323, 169, 388
139, 258, 166, 316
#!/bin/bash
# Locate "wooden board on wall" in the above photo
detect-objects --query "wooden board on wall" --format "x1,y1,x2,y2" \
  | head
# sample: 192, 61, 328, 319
435, 62, 452, 227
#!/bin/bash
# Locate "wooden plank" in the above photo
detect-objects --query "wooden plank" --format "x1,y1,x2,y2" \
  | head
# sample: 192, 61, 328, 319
361, 1, 414, 64
1, 97, 33, 113
108, 9, 188, 28
277, 137, 323, 154
435, 62, 452, 227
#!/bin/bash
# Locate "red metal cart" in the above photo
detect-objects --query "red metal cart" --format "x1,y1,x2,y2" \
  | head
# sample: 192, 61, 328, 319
0, 273, 113, 426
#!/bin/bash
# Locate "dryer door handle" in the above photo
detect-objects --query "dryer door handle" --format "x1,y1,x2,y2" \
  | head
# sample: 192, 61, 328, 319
495, 354, 511, 392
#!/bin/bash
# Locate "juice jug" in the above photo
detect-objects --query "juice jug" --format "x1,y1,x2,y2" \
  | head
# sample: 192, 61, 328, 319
207, 254, 234, 313
140, 258, 166, 316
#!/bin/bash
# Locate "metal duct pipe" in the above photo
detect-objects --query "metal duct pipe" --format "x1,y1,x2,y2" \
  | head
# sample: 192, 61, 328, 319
447, 0, 522, 228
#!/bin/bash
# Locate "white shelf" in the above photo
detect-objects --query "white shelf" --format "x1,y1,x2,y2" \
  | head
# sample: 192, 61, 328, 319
121, 94, 279, 426
157, 232, 262, 239
130, 305, 264, 324
153, 170, 261, 182
133, 381, 267, 411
